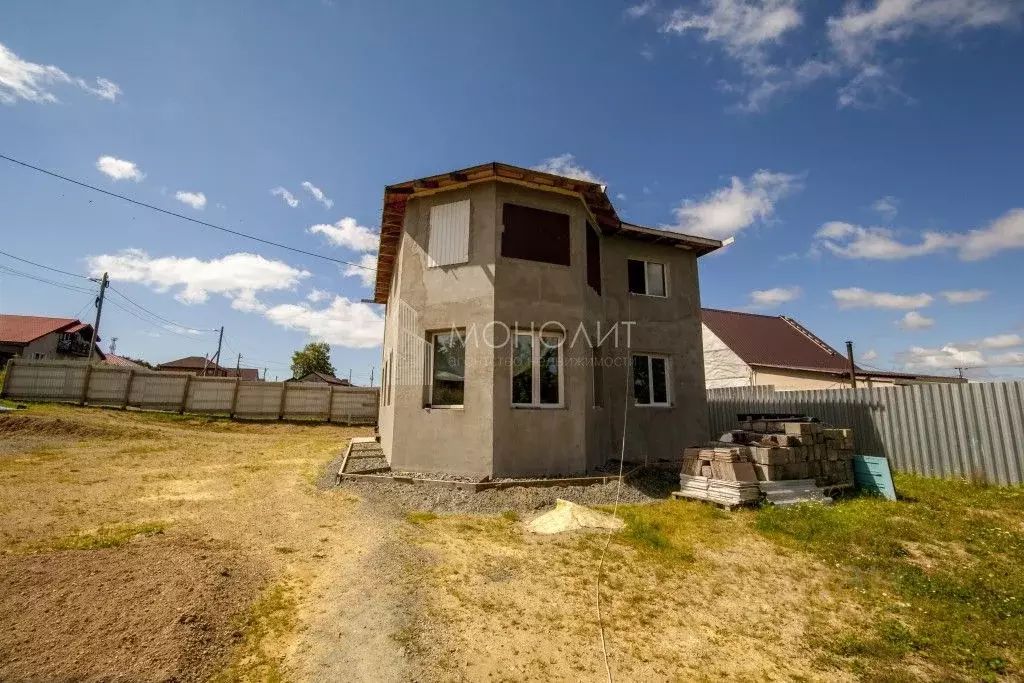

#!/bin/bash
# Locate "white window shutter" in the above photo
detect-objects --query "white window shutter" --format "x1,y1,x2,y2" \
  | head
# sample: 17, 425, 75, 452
427, 200, 470, 267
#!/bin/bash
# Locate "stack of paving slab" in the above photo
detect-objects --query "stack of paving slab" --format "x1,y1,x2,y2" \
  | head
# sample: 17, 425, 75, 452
678, 446, 762, 507
677, 420, 856, 507
736, 420, 856, 487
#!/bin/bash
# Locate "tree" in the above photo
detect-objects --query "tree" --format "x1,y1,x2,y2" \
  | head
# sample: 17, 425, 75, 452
290, 342, 335, 378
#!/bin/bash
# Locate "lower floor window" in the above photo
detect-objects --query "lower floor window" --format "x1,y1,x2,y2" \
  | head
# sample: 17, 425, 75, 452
430, 330, 465, 406
633, 354, 669, 406
512, 331, 562, 406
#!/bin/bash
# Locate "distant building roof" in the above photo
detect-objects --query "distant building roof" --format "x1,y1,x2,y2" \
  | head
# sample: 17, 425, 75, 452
156, 356, 260, 380
0, 314, 95, 345
701, 308, 965, 383
289, 371, 351, 386
702, 308, 851, 373
105, 354, 148, 371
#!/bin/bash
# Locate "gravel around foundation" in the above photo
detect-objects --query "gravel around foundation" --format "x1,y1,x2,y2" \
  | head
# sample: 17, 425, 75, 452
320, 448, 679, 514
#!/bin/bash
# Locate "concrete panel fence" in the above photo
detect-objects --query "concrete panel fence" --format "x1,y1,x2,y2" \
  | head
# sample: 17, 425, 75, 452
708, 383, 1024, 486
1, 359, 379, 425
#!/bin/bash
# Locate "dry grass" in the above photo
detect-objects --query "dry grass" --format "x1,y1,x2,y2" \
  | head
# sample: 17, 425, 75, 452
3, 404, 1022, 682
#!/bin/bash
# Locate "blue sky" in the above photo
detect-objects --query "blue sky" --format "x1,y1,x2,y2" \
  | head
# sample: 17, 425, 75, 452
1, 0, 1022, 381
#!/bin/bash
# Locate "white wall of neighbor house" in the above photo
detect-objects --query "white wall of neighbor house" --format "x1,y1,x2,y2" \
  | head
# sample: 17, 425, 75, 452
701, 324, 752, 389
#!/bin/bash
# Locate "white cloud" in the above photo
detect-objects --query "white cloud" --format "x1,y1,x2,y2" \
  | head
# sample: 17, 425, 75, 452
750, 285, 800, 307
95, 156, 144, 182
860, 349, 879, 361
532, 154, 605, 185
662, 0, 802, 63
668, 169, 801, 238
0, 41, 121, 104
301, 181, 334, 209
940, 289, 989, 304
898, 344, 985, 371
815, 208, 1024, 262
897, 311, 935, 330
651, 0, 1020, 111
871, 195, 899, 219
342, 254, 378, 288
307, 288, 331, 303
271, 187, 299, 208
616, 193, 627, 201
981, 334, 1022, 350
642, 186, 652, 195
626, 0, 656, 19
85, 249, 309, 306
815, 221, 959, 260
309, 217, 379, 251
957, 208, 1024, 261
175, 191, 207, 210
989, 351, 1024, 367
263, 296, 383, 349
827, 0, 1021, 64
832, 287, 933, 310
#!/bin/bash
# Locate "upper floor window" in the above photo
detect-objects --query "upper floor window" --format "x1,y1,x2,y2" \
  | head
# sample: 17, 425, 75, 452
627, 258, 666, 297
427, 200, 470, 267
512, 330, 563, 407
586, 222, 601, 294
501, 203, 570, 266
429, 330, 465, 407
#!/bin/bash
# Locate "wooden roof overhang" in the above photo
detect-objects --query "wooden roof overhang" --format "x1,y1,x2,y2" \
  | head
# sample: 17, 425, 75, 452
372, 162, 722, 304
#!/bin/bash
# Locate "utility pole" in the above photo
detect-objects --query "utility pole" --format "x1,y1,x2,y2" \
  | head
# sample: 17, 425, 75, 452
236, 352, 242, 377
213, 326, 224, 368
110, 337, 118, 355
87, 272, 109, 364
348, 368, 352, 383
955, 367, 967, 379
369, 367, 374, 387
263, 367, 267, 381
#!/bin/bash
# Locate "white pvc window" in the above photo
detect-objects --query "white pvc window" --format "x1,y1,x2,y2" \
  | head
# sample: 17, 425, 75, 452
511, 331, 563, 407
632, 354, 670, 407
627, 259, 666, 297
427, 200, 470, 267
429, 330, 465, 407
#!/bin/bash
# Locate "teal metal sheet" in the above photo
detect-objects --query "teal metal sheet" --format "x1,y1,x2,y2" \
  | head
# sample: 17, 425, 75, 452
853, 455, 897, 500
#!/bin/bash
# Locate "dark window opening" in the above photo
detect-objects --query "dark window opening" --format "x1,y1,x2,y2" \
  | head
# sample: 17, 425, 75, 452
430, 330, 465, 406
627, 259, 646, 294
586, 222, 602, 294
501, 203, 570, 266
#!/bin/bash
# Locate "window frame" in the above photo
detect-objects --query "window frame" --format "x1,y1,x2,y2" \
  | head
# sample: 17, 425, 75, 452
510, 329, 565, 409
627, 258, 668, 298
427, 329, 466, 409
632, 353, 672, 408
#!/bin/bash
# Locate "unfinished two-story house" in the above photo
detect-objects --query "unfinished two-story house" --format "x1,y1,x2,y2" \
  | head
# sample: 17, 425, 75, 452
373, 163, 722, 478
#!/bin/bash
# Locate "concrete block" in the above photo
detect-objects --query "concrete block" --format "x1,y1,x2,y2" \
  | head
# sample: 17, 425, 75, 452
751, 446, 791, 466
681, 458, 701, 476
712, 460, 758, 482
701, 465, 713, 478
712, 446, 751, 462
783, 422, 815, 437
752, 420, 768, 433
739, 420, 753, 431
683, 447, 702, 460
814, 444, 826, 461
753, 463, 786, 482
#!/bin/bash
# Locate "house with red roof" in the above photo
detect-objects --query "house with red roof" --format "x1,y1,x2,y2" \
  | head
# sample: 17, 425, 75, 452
701, 308, 965, 390
0, 314, 102, 365
155, 355, 261, 381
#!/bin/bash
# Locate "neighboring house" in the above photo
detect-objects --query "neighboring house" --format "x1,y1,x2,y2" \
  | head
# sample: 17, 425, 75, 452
104, 354, 149, 371
701, 308, 965, 390
155, 355, 261, 380
288, 371, 352, 386
0, 314, 102, 364
374, 162, 723, 479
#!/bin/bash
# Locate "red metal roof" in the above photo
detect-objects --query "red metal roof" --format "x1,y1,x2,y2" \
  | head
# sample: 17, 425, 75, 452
0, 315, 88, 345
104, 354, 147, 370
701, 308, 851, 373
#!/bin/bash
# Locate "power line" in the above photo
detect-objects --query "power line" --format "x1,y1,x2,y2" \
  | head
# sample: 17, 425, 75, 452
0, 249, 92, 281
107, 285, 216, 333
103, 298, 211, 340
0, 264, 96, 295
0, 152, 376, 271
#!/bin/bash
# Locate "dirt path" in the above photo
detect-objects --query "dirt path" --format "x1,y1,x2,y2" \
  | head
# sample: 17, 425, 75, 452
286, 501, 429, 682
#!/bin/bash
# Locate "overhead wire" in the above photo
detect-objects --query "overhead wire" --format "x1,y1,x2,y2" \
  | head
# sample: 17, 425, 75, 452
0, 264, 96, 295
0, 248, 93, 281
0, 153, 375, 271
107, 285, 216, 333
103, 298, 211, 340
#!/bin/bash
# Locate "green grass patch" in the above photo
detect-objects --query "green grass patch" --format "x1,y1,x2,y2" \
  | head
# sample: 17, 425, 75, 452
33, 521, 168, 552
613, 499, 732, 563
406, 511, 438, 525
755, 474, 1024, 680
211, 581, 299, 683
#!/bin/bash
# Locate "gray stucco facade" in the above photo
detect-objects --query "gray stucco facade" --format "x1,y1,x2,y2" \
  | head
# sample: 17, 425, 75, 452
377, 177, 715, 478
